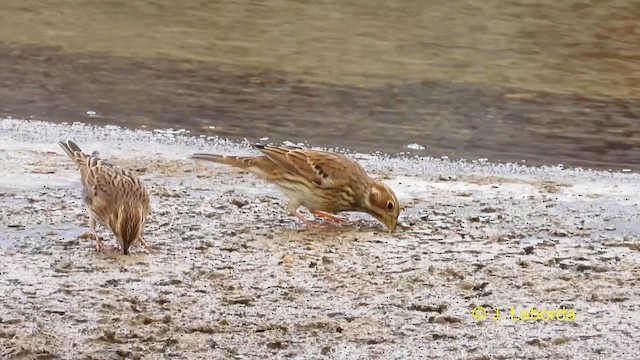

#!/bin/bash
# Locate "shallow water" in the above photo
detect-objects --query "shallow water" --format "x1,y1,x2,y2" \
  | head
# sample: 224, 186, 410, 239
0, 0, 639, 169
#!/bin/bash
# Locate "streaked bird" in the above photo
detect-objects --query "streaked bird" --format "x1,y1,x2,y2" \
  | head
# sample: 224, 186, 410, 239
57, 140, 151, 254
191, 144, 400, 231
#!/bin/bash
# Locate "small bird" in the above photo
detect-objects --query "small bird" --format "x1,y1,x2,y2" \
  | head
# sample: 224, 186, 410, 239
57, 140, 151, 254
191, 144, 400, 231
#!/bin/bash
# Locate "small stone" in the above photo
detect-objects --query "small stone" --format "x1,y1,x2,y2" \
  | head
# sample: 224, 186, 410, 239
458, 280, 475, 290
552, 337, 570, 345
526, 338, 543, 346
282, 255, 294, 267
438, 175, 458, 181
266, 340, 287, 350
30, 167, 56, 174
45, 308, 66, 315
230, 198, 248, 208
100, 330, 118, 343
408, 304, 447, 313
430, 315, 462, 324
1, 315, 22, 324
183, 231, 205, 240
54, 261, 73, 273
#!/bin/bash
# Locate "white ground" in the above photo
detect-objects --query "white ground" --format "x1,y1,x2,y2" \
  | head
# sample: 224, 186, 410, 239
1, 118, 639, 360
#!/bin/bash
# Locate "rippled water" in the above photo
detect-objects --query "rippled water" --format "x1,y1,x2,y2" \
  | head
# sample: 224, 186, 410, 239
0, 0, 639, 169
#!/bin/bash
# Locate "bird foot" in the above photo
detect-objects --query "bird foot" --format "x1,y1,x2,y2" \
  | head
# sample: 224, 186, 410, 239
78, 231, 116, 252
291, 212, 331, 229
311, 211, 368, 227
94, 239, 117, 253
136, 236, 150, 249
292, 211, 367, 229
311, 210, 348, 224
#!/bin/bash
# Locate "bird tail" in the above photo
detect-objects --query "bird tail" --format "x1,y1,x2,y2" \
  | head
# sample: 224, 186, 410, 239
190, 153, 256, 169
57, 140, 90, 168
57, 140, 83, 159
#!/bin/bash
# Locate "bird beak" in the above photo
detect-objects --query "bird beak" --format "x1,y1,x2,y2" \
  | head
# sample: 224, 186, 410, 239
385, 217, 397, 233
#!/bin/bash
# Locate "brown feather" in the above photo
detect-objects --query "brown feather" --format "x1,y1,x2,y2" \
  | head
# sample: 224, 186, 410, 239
191, 143, 401, 231
58, 140, 150, 254
253, 144, 362, 188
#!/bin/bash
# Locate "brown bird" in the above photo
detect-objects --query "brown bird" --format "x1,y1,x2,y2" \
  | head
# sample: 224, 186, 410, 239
57, 140, 151, 254
191, 144, 400, 231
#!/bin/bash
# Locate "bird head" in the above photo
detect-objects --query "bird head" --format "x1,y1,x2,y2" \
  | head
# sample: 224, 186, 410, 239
114, 207, 147, 255
364, 181, 400, 232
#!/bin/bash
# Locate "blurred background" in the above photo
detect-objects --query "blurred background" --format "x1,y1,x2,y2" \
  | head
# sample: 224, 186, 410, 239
0, 0, 638, 170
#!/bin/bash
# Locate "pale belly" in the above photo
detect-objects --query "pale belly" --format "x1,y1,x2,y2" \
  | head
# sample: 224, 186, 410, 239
276, 183, 349, 213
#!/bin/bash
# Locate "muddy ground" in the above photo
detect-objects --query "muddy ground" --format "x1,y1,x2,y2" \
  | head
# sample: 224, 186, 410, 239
1, 118, 639, 360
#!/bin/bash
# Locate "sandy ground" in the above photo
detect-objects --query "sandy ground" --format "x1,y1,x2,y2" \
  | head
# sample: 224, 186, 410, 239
1, 118, 639, 360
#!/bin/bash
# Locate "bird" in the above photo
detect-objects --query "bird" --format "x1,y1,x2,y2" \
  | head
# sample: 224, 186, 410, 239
191, 143, 400, 231
57, 140, 151, 254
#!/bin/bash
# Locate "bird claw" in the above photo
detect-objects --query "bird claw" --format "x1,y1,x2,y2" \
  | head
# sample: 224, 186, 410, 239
311, 211, 369, 228
137, 236, 150, 249
293, 211, 367, 230
94, 239, 116, 253
84, 232, 115, 253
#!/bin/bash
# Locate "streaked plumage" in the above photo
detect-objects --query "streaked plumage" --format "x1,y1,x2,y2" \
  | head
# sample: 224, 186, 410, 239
57, 140, 151, 254
191, 144, 400, 231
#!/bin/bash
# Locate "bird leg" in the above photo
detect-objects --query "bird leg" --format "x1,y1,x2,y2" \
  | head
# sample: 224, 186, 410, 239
311, 210, 368, 226
311, 210, 348, 223
85, 216, 118, 253
136, 236, 149, 249
291, 211, 328, 228
93, 232, 106, 252
285, 201, 324, 228
287, 201, 332, 229
88, 216, 107, 252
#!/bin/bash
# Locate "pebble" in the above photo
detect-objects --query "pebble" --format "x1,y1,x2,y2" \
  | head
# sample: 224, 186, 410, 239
1, 315, 22, 324
438, 175, 458, 181
458, 280, 476, 290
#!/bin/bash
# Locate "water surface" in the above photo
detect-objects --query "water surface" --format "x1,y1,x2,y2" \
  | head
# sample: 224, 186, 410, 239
0, 0, 639, 169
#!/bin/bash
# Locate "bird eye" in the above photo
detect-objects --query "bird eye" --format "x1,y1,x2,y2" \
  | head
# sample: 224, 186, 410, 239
386, 201, 394, 210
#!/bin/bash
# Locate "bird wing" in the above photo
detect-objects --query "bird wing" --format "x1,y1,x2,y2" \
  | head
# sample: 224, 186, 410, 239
86, 157, 149, 206
59, 140, 150, 227
254, 145, 364, 188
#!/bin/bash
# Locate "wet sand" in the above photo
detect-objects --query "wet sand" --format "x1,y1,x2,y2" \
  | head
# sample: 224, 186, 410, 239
1, 118, 639, 359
